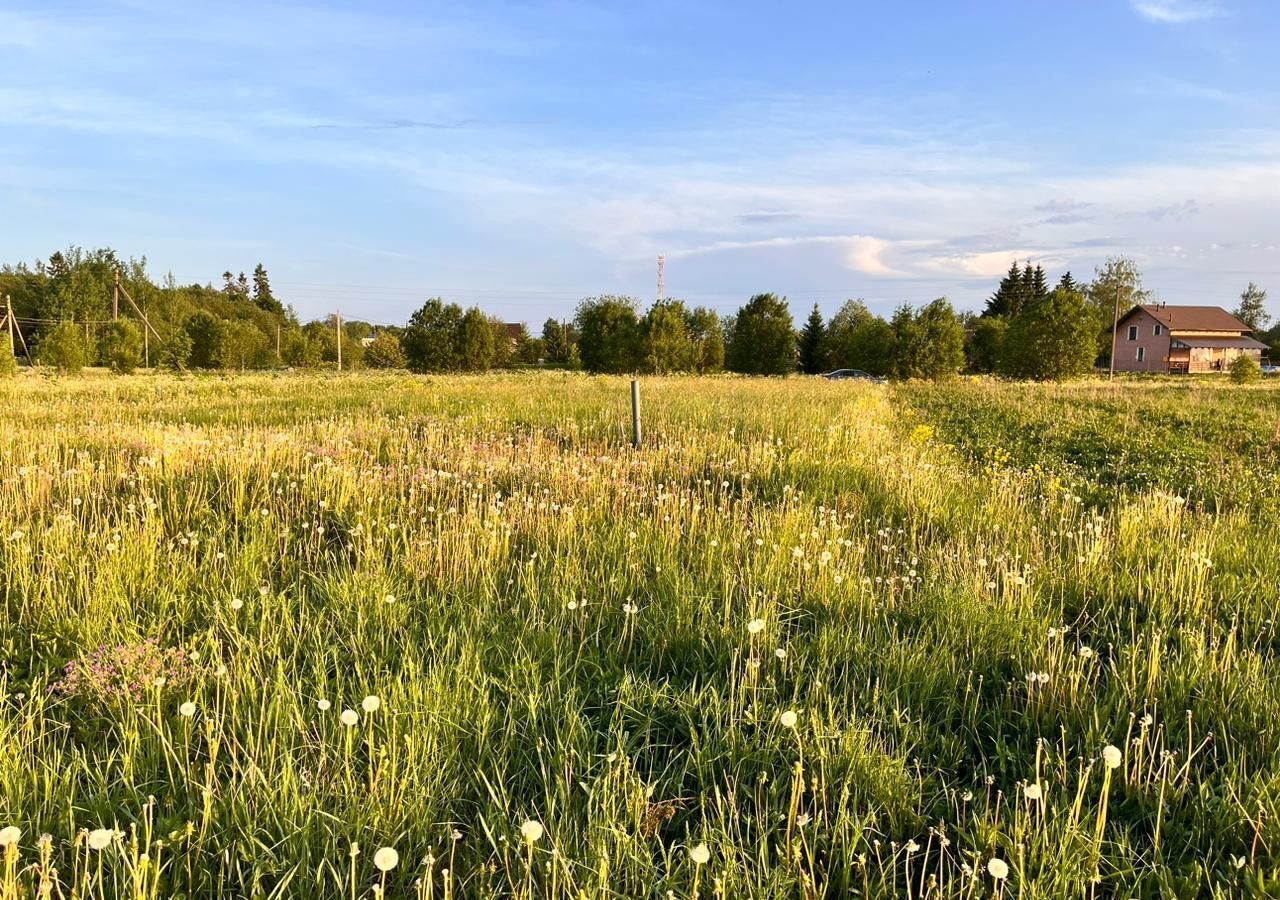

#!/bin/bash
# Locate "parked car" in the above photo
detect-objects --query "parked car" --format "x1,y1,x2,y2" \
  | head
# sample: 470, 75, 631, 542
1262, 364, 1280, 376
822, 369, 886, 384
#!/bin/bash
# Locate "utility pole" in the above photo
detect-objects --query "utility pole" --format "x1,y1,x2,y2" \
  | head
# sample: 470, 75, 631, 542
113, 271, 120, 321
657, 254, 665, 304
3, 297, 13, 356
335, 310, 342, 372
1108, 285, 1121, 381
143, 308, 149, 369
4, 295, 28, 360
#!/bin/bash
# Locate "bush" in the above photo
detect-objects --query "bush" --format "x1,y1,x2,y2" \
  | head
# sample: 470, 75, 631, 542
363, 331, 407, 369
98, 320, 144, 373
1230, 355, 1261, 383
0, 345, 16, 377
159, 330, 193, 370
37, 322, 88, 373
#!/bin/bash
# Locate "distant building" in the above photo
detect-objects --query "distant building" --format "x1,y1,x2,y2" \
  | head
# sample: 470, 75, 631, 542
1112, 304, 1267, 373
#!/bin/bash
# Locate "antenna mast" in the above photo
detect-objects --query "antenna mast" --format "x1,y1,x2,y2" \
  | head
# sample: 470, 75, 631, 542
656, 254, 665, 303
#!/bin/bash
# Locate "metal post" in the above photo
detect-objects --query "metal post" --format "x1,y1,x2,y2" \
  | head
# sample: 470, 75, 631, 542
630, 379, 641, 449
336, 310, 342, 372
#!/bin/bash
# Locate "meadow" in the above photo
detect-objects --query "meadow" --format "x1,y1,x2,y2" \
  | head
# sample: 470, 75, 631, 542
2, 371, 1280, 898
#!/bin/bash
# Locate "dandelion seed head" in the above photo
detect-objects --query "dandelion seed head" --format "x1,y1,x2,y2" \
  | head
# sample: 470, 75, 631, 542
373, 846, 399, 872
520, 820, 543, 843
987, 858, 1009, 880
747, 618, 765, 635
779, 710, 798, 729
362, 695, 381, 713
1102, 745, 1122, 769
87, 829, 114, 851
689, 842, 710, 865
341, 709, 359, 726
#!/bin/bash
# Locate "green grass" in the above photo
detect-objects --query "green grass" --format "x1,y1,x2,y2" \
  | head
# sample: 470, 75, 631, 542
1, 371, 1279, 898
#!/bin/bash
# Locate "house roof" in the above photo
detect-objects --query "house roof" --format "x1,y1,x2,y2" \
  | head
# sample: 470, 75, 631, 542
1124, 304, 1252, 333
1170, 335, 1269, 350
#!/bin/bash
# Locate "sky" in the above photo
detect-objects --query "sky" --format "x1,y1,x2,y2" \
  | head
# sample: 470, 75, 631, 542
1, 0, 1278, 325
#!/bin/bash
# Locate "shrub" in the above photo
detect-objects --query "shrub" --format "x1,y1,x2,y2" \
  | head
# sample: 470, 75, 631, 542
159, 329, 193, 370
1230, 355, 1261, 383
0, 345, 16, 377
98, 320, 144, 373
363, 331, 407, 369
36, 322, 88, 372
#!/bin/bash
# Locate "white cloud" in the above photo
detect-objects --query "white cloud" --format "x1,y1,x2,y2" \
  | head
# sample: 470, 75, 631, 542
918, 250, 1067, 279
1131, 1, 1223, 24
845, 236, 901, 276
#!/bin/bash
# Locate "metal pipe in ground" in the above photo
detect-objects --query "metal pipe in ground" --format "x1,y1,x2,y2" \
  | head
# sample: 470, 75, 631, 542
630, 379, 642, 449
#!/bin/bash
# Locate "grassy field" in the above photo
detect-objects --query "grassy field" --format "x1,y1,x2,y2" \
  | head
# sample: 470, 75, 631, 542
2, 372, 1280, 898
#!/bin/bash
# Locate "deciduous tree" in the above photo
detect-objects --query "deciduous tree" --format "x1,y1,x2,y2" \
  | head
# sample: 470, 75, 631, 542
727, 293, 795, 375
575, 296, 642, 374
1234, 282, 1269, 331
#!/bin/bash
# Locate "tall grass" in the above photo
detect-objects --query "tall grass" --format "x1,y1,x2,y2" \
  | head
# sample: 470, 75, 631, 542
0, 371, 1277, 897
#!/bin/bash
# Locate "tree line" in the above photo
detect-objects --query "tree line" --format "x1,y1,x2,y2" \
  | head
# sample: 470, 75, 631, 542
1, 247, 1272, 380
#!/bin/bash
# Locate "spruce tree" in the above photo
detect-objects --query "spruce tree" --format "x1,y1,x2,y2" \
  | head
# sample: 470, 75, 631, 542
797, 304, 827, 374
252, 264, 284, 316
983, 261, 1023, 317
1030, 265, 1049, 302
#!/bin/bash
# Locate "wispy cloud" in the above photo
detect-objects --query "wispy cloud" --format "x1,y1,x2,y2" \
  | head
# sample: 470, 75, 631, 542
1131, 1, 1223, 24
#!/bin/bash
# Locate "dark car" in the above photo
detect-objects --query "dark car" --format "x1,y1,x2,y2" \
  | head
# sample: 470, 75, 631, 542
823, 369, 886, 384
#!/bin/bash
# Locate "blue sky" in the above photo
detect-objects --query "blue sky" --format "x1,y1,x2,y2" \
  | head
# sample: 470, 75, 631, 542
2, 0, 1278, 324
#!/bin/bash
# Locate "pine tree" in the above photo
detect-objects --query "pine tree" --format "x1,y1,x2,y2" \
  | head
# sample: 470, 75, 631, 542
1057, 272, 1078, 294
797, 304, 827, 374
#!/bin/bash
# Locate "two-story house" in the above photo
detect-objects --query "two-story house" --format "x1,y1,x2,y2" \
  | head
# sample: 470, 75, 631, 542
1111, 304, 1268, 373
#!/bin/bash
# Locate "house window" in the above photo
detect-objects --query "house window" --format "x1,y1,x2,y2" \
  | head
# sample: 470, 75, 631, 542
1153, 324, 1162, 336
1127, 325, 1138, 341
1137, 347, 1146, 362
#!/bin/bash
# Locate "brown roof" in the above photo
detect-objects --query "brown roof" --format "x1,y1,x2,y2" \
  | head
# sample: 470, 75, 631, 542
502, 323, 524, 339
1129, 304, 1252, 333
1170, 335, 1269, 350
